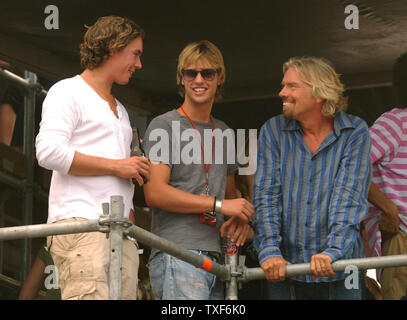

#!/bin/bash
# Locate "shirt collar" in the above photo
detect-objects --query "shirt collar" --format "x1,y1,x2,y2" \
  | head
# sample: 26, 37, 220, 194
281, 112, 355, 134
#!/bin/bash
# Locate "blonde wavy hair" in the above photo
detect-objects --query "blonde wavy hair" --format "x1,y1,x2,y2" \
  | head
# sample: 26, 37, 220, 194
177, 40, 226, 101
80, 16, 144, 70
283, 56, 348, 118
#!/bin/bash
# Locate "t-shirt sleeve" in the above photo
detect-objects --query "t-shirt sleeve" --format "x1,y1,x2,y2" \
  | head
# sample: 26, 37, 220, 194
369, 109, 403, 164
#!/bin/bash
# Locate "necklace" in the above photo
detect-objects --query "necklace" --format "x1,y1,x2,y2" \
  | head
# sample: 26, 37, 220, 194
180, 105, 215, 195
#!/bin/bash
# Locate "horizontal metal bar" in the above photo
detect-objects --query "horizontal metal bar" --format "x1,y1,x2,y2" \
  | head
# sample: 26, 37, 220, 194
0, 219, 101, 241
126, 224, 230, 281
243, 254, 407, 282
0, 272, 21, 288
0, 67, 47, 97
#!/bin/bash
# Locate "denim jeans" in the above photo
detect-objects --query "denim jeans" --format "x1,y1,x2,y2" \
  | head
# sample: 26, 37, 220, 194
267, 274, 363, 300
148, 250, 224, 300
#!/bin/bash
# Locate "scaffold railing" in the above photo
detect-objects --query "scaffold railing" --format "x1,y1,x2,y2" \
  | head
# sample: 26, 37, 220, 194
1, 195, 407, 299
0, 66, 48, 280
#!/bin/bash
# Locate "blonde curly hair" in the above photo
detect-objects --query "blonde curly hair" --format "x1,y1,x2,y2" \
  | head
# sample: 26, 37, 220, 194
80, 16, 144, 70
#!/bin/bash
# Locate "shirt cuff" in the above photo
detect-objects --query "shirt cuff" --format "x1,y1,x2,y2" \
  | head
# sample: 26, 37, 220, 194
258, 246, 283, 265
321, 248, 341, 262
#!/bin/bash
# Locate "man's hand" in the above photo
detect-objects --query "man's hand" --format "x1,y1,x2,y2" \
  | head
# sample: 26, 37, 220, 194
310, 253, 335, 280
261, 257, 291, 282
219, 217, 251, 247
220, 198, 254, 223
114, 156, 150, 186
69, 152, 150, 186
379, 201, 400, 240
368, 182, 400, 239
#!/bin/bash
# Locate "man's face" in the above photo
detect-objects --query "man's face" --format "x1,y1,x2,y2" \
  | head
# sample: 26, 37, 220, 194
279, 67, 320, 120
109, 37, 143, 85
181, 59, 220, 106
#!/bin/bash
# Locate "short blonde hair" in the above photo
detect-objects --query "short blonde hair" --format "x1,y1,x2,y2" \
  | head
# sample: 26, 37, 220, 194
177, 40, 226, 101
283, 56, 348, 118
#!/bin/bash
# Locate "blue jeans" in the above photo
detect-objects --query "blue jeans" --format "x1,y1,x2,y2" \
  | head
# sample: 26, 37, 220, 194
148, 250, 224, 300
267, 275, 363, 300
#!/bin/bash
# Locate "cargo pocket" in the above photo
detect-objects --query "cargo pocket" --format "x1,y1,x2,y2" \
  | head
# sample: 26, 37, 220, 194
62, 256, 97, 300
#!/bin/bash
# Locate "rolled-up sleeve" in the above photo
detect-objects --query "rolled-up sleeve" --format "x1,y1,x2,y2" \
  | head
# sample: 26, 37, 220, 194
324, 124, 372, 261
253, 120, 283, 264
35, 85, 77, 174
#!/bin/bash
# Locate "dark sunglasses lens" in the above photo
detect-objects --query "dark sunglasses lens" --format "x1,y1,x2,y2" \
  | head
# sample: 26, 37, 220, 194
201, 69, 216, 80
183, 69, 198, 80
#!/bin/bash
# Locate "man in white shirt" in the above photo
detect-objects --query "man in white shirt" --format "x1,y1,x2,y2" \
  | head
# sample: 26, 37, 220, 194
35, 16, 150, 300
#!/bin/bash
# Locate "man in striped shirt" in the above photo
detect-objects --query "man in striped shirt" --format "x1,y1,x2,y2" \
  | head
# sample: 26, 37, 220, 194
253, 57, 371, 299
365, 51, 407, 300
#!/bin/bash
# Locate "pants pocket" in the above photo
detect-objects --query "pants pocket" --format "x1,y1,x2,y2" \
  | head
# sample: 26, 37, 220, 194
148, 254, 165, 299
61, 256, 97, 300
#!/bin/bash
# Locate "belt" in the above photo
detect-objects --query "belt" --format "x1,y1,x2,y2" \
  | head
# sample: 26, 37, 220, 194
196, 250, 221, 262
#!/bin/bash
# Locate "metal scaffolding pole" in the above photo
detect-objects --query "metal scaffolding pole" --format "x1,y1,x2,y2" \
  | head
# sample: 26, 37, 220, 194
1, 204, 407, 300
224, 245, 239, 300
21, 71, 37, 281
125, 224, 230, 281
108, 196, 124, 300
0, 67, 47, 98
0, 67, 48, 282
0, 219, 101, 241
242, 254, 407, 282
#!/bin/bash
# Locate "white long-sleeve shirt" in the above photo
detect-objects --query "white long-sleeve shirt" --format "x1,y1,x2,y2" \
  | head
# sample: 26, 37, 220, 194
36, 75, 134, 223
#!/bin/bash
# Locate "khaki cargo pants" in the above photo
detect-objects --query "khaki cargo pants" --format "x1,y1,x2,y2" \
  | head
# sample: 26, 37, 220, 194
380, 230, 407, 300
47, 218, 139, 300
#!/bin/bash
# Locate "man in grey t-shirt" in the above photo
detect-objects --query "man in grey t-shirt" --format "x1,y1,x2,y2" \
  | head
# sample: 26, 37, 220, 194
143, 40, 254, 300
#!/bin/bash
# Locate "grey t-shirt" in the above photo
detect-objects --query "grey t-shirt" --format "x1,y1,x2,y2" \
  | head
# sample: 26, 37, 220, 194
143, 109, 238, 258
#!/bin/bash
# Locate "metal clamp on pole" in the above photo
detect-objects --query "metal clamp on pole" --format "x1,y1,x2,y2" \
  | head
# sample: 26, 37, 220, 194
223, 239, 240, 300
98, 196, 130, 300
98, 204, 133, 237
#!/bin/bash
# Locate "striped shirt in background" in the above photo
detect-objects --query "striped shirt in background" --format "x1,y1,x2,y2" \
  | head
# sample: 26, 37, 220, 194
253, 112, 372, 283
364, 108, 407, 258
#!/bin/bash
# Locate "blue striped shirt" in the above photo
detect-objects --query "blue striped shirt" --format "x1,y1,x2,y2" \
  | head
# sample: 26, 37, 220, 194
253, 112, 371, 282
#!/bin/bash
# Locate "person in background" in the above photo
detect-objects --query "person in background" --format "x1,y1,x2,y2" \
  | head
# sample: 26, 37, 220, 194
364, 50, 407, 300
18, 243, 61, 300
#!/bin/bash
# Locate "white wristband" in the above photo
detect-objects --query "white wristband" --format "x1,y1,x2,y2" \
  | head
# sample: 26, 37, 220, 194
215, 199, 223, 213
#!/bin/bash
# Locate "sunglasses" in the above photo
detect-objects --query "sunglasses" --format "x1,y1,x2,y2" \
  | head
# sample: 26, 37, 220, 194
182, 68, 218, 81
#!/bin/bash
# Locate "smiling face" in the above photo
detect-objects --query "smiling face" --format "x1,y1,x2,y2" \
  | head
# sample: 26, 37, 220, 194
279, 67, 322, 120
181, 59, 220, 107
108, 37, 143, 85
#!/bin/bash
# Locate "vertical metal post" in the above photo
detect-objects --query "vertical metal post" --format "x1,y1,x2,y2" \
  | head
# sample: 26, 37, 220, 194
224, 240, 239, 300
21, 71, 37, 281
108, 195, 124, 300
